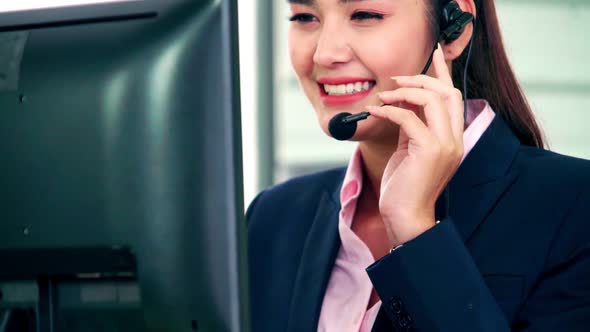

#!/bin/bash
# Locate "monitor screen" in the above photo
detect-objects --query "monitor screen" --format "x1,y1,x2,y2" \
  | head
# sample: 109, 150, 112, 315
0, 0, 248, 331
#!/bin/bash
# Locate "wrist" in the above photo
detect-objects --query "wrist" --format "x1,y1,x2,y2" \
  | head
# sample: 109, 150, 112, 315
383, 211, 437, 245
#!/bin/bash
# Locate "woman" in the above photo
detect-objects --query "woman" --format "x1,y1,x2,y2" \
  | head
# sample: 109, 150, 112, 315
247, 0, 590, 331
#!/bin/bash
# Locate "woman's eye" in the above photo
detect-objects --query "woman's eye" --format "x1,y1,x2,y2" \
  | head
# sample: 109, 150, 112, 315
351, 11, 384, 21
289, 13, 318, 23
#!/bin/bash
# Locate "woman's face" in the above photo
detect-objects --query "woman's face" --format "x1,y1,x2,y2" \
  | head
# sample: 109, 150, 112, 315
288, 0, 435, 141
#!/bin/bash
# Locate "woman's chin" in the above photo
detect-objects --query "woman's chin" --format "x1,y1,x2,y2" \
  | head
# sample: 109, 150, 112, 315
351, 117, 398, 142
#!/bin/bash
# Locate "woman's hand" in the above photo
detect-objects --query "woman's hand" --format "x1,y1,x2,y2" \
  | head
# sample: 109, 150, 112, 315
365, 44, 465, 247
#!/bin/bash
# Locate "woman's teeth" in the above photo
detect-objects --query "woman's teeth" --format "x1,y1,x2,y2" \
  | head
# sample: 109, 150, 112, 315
323, 81, 375, 96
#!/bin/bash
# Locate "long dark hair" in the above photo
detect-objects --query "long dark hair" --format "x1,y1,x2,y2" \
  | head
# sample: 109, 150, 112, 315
429, 0, 545, 148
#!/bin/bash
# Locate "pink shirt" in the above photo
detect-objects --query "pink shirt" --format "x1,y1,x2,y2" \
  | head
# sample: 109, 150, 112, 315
317, 99, 496, 332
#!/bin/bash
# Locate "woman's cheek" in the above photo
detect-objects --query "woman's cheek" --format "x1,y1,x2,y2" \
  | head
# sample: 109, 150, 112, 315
289, 33, 315, 67
354, 31, 421, 78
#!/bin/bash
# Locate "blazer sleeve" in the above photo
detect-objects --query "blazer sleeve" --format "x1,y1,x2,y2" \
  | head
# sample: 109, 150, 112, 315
366, 188, 590, 331
245, 190, 266, 226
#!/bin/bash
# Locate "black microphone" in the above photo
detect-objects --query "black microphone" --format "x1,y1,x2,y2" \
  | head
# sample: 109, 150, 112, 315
328, 112, 371, 141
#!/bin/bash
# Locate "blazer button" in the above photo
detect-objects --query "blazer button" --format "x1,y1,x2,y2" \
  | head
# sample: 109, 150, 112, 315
399, 314, 413, 329
389, 297, 403, 314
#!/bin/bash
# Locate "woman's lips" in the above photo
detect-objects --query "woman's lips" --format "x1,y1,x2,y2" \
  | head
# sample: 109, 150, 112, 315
318, 82, 375, 107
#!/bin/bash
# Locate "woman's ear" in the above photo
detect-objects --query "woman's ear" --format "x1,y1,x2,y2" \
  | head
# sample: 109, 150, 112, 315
441, 0, 477, 61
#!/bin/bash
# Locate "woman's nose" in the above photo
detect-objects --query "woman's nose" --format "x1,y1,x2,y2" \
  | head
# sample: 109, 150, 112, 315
312, 28, 353, 68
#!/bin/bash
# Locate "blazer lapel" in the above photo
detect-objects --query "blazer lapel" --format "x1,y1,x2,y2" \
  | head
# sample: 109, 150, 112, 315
286, 174, 343, 332
448, 115, 521, 242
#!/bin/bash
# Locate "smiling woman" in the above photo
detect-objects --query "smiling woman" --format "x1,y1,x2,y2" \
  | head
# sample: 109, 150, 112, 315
246, 0, 590, 331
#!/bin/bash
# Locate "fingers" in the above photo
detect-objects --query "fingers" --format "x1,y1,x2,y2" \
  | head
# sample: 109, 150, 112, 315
388, 75, 464, 142
388, 44, 463, 141
377, 87, 453, 143
432, 43, 453, 86
370, 44, 464, 163
366, 104, 440, 155
433, 43, 465, 140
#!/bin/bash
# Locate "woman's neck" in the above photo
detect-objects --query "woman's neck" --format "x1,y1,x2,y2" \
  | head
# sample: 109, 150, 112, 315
358, 138, 398, 204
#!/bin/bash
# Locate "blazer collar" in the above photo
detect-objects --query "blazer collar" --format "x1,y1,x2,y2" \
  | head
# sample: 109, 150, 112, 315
452, 114, 520, 188
447, 114, 521, 242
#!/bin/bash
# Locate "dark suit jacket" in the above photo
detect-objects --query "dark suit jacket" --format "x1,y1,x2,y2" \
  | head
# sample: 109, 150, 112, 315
246, 115, 590, 331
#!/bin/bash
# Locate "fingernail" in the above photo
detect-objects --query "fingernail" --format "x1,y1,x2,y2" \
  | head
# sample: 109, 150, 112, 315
365, 105, 379, 111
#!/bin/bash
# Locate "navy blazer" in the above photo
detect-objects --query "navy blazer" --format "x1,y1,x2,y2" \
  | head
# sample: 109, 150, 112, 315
246, 115, 590, 331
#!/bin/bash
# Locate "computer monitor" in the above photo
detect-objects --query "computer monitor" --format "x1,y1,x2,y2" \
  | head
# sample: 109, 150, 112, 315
0, 0, 248, 331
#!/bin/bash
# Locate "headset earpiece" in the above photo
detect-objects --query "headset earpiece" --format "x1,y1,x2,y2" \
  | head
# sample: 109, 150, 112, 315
440, 1, 474, 43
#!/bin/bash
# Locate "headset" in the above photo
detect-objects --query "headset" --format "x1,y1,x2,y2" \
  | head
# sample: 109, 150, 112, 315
441, 1, 475, 43
420, 1, 475, 79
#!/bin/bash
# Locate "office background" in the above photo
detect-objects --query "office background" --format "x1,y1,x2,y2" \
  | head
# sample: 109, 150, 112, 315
238, 0, 590, 206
